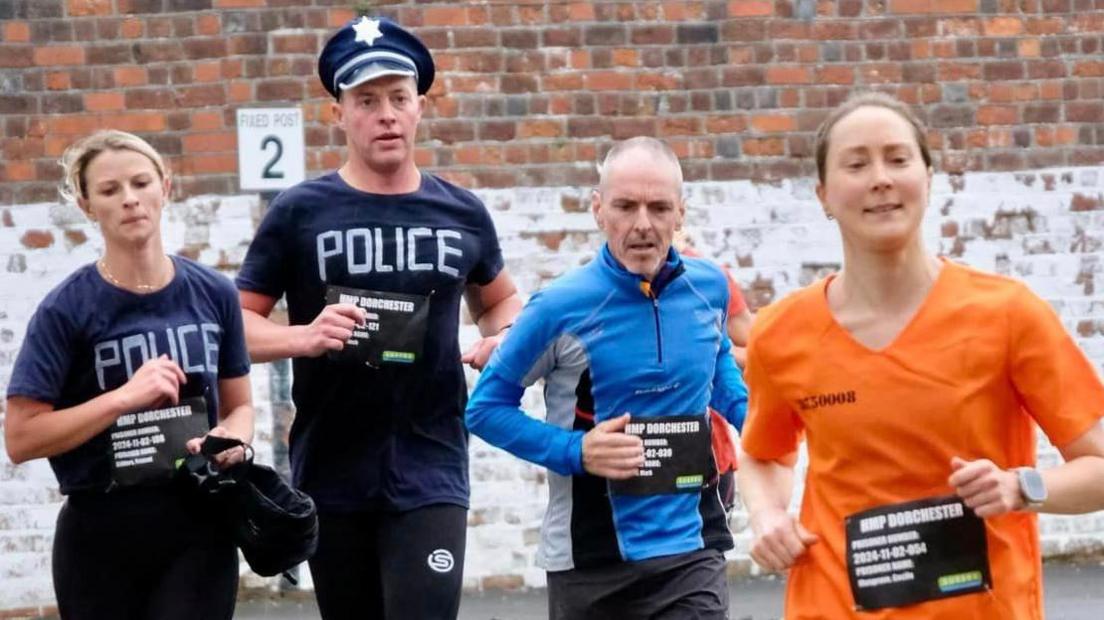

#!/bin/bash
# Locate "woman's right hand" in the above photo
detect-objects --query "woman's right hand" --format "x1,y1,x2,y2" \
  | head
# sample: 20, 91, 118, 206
748, 507, 819, 572
114, 355, 187, 412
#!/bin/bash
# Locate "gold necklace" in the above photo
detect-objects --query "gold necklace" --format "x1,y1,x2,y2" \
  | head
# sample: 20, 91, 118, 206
97, 257, 170, 293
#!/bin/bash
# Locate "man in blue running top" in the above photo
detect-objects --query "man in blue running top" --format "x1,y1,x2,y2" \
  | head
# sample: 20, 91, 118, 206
466, 137, 748, 620
235, 16, 521, 620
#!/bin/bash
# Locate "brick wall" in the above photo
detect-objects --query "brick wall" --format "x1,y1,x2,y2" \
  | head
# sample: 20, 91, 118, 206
3, 0, 1104, 203
3, 167, 1103, 610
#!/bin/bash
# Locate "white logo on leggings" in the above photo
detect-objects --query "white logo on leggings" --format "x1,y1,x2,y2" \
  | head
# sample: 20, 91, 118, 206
427, 549, 454, 573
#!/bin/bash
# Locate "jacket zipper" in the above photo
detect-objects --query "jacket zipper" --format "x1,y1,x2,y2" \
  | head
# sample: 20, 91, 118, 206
651, 296, 663, 364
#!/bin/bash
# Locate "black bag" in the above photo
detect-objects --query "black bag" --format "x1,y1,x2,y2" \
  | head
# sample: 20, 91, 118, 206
182, 437, 319, 581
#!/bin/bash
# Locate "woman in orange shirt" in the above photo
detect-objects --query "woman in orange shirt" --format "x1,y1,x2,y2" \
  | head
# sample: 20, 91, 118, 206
738, 92, 1104, 619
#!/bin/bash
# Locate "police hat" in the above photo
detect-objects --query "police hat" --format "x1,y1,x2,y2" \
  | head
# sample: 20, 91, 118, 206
318, 16, 435, 98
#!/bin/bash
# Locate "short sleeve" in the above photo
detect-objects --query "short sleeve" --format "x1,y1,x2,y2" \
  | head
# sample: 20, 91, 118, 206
216, 276, 252, 379
739, 327, 804, 460
7, 302, 76, 405
1008, 285, 1104, 447
236, 195, 292, 298
723, 267, 748, 317
467, 202, 505, 287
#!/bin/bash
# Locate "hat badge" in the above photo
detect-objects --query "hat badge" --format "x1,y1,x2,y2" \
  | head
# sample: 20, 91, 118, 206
352, 17, 384, 46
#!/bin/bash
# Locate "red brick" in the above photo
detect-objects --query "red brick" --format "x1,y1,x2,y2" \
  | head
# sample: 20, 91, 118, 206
728, 0, 774, 15
20, 229, 54, 247
214, 0, 266, 7
34, 46, 84, 66
983, 17, 1024, 35
977, 105, 1018, 125
3, 162, 35, 182
611, 48, 639, 67
68, 0, 112, 16
706, 115, 748, 133
182, 132, 236, 153
766, 66, 812, 84
180, 153, 236, 174
751, 114, 797, 133
1018, 39, 1041, 57
889, 0, 978, 11
816, 66, 854, 84
583, 71, 632, 91
662, 1, 705, 20
938, 62, 981, 81
1074, 61, 1104, 77
861, 63, 903, 83
566, 2, 595, 20
423, 6, 468, 26
273, 33, 317, 54
120, 17, 143, 38
1039, 81, 1062, 100
101, 112, 167, 133
2, 21, 30, 43
636, 72, 681, 90
46, 114, 99, 136
659, 117, 702, 136
113, 66, 147, 87
45, 72, 71, 90
84, 92, 124, 111
190, 111, 223, 131
228, 81, 252, 103
742, 137, 785, 156
196, 14, 222, 36
194, 61, 221, 83
328, 9, 356, 28
518, 120, 563, 139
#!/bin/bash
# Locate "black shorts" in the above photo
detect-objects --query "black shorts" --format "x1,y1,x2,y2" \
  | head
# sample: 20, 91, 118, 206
547, 548, 729, 620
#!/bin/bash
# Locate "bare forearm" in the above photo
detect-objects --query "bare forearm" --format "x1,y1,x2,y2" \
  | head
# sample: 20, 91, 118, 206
738, 452, 796, 514
475, 294, 523, 337
1040, 455, 1104, 514
243, 309, 303, 363
217, 404, 255, 444
5, 393, 127, 464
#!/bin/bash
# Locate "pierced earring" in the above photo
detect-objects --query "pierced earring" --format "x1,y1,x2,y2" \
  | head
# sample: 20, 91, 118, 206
825, 212, 834, 221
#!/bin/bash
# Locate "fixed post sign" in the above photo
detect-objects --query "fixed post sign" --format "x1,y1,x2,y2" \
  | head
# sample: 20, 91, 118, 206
236, 107, 305, 191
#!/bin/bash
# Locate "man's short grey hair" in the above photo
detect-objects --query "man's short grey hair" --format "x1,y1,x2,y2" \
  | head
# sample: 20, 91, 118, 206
596, 136, 684, 192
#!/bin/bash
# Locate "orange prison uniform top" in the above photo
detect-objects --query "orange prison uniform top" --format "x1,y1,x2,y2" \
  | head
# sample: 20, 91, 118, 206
741, 260, 1104, 620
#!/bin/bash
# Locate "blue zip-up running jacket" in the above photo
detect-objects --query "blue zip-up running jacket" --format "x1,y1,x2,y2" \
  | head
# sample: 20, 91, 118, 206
466, 244, 748, 571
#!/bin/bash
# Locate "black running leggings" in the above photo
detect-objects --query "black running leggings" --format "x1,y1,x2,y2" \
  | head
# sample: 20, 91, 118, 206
309, 504, 468, 620
52, 487, 238, 620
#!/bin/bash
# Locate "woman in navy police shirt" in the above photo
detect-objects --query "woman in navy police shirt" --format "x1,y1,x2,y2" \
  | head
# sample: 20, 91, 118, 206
4, 130, 254, 620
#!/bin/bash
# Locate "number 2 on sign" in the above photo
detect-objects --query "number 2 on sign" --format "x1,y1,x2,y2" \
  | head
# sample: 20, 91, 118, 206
261, 135, 284, 179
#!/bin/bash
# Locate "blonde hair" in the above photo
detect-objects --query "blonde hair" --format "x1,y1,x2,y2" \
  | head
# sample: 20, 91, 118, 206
814, 91, 932, 184
58, 130, 168, 205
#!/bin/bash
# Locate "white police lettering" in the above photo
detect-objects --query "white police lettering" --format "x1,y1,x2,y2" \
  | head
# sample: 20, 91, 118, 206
315, 226, 463, 281
94, 323, 221, 390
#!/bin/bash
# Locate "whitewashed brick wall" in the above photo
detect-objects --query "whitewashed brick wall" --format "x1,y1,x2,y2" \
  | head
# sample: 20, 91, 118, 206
2, 166, 1103, 610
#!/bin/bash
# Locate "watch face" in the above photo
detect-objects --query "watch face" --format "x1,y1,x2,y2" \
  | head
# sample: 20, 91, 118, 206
1019, 468, 1047, 504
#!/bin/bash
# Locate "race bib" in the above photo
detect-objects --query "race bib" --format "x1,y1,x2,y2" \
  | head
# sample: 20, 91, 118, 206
109, 397, 210, 488
325, 285, 430, 367
609, 414, 714, 496
845, 495, 992, 612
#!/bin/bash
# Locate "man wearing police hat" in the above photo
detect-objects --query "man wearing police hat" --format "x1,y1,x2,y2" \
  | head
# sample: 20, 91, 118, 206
236, 16, 521, 619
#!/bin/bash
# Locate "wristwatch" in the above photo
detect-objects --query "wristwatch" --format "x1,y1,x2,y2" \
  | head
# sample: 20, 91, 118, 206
1014, 467, 1048, 508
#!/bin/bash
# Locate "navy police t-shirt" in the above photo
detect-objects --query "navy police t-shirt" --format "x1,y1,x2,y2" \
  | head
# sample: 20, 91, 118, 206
6, 257, 251, 494
235, 172, 504, 512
